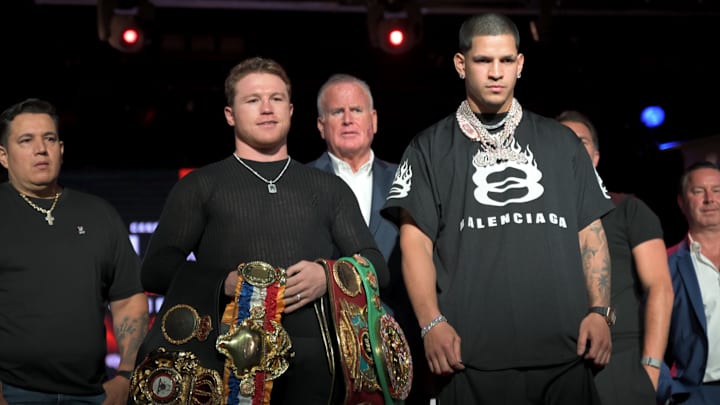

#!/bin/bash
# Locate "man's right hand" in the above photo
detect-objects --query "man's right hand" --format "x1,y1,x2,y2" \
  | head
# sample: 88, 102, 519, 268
224, 269, 240, 297
643, 364, 660, 391
0, 382, 8, 405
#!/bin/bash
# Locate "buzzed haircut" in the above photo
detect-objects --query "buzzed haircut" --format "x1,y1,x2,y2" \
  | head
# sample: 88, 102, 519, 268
458, 12, 521, 54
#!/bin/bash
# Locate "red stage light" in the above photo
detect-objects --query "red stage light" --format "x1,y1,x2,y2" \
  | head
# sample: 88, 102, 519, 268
374, 17, 420, 55
122, 28, 140, 45
388, 28, 405, 47
106, 14, 146, 53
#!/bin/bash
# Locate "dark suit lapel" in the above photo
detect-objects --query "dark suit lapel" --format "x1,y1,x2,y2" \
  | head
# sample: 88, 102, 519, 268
677, 245, 708, 333
314, 152, 333, 173
369, 160, 393, 235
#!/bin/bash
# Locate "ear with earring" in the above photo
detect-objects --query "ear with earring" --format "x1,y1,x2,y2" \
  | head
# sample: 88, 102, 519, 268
517, 73, 522, 79
459, 74, 465, 79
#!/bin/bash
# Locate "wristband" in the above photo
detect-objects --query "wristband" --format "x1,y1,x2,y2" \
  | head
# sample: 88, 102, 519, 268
421, 315, 447, 339
640, 356, 662, 369
116, 370, 133, 380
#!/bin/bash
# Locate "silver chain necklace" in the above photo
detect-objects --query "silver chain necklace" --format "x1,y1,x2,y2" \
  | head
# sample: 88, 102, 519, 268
480, 113, 510, 130
233, 153, 291, 194
20, 192, 60, 225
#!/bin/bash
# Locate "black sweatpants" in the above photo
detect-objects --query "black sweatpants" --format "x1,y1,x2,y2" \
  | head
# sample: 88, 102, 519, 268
436, 357, 601, 405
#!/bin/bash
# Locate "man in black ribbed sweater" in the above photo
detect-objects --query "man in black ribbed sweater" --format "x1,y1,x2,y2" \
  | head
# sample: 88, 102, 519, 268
136, 57, 389, 405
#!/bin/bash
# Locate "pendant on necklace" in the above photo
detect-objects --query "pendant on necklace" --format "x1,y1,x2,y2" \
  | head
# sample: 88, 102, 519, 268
45, 212, 55, 226
268, 184, 277, 194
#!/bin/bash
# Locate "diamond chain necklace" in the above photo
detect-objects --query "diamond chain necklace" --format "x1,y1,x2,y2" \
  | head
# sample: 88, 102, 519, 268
456, 98, 525, 167
233, 153, 291, 194
20, 192, 60, 225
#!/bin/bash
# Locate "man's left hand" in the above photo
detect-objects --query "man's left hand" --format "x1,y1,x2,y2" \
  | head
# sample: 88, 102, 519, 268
283, 260, 327, 314
101, 375, 130, 405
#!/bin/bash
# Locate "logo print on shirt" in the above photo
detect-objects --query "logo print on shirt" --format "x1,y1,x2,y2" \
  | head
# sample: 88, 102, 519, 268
472, 142, 544, 207
77, 226, 86, 235
387, 159, 412, 199
594, 168, 611, 199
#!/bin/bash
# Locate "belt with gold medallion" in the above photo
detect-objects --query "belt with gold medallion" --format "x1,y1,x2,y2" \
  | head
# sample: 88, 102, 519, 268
318, 254, 413, 404
217, 261, 293, 405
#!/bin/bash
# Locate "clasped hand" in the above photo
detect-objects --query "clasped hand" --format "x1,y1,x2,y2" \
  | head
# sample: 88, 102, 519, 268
224, 260, 327, 314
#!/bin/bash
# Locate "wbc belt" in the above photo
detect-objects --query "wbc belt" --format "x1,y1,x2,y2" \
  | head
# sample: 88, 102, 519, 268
217, 261, 293, 405
345, 254, 413, 403
319, 255, 413, 404
318, 257, 383, 405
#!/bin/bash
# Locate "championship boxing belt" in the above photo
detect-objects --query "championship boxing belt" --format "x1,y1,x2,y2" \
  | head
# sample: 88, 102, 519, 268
318, 257, 383, 405
130, 347, 223, 404
345, 254, 413, 404
161, 304, 214, 345
216, 261, 293, 405
318, 255, 413, 404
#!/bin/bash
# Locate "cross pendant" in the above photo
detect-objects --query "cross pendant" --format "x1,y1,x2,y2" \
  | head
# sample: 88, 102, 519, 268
45, 212, 55, 225
268, 183, 277, 194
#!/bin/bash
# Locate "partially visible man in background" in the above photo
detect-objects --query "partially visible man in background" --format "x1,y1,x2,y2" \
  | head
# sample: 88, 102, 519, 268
661, 161, 720, 405
558, 109, 673, 404
308, 73, 429, 403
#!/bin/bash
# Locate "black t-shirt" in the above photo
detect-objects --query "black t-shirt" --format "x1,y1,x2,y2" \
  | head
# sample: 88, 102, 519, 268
603, 192, 663, 344
0, 183, 142, 394
382, 110, 614, 370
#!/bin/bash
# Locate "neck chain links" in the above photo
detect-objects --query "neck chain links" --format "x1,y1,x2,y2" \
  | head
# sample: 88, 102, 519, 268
20, 192, 60, 225
456, 98, 526, 167
233, 154, 292, 194
480, 112, 510, 130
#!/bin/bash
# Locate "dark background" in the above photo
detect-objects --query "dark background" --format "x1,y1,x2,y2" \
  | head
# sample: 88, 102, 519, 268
3, 0, 720, 245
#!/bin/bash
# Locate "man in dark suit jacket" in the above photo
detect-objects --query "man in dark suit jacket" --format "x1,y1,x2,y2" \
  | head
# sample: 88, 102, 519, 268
308, 151, 398, 261
660, 161, 720, 405
307, 74, 398, 272
307, 73, 430, 404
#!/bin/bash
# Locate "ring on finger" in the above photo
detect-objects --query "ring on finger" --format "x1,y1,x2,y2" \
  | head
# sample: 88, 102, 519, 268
296, 293, 301, 303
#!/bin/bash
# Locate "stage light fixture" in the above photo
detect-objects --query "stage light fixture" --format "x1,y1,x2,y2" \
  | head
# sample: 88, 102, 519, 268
367, 0, 423, 55
98, 0, 153, 53
109, 13, 145, 53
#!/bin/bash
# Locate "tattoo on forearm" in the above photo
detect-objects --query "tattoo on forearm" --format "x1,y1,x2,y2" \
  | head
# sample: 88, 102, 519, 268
115, 313, 150, 358
581, 220, 611, 305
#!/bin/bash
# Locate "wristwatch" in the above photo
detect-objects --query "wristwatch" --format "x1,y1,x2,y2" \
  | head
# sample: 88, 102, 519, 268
588, 306, 616, 327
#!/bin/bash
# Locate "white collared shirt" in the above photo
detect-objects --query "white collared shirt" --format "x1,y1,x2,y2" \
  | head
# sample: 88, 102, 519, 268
328, 151, 374, 226
688, 234, 720, 382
